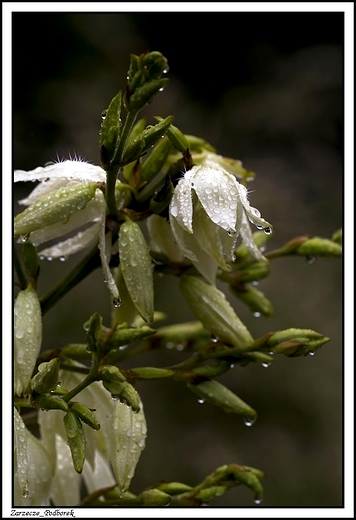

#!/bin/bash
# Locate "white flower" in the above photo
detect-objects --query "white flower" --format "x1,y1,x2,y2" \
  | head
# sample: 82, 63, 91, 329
168, 154, 272, 283
14, 159, 120, 301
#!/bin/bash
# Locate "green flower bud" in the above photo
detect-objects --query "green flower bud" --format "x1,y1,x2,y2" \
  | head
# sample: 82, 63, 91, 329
233, 261, 270, 283
331, 228, 342, 244
267, 328, 330, 356
105, 324, 156, 349
30, 358, 60, 394
187, 379, 257, 420
22, 242, 39, 281
185, 135, 216, 153
156, 321, 211, 346
84, 312, 103, 353
61, 343, 91, 360
154, 117, 189, 154
230, 284, 274, 318
139, 136, 172, 183
296, 237, 342, 257
100, 365, 127, 385
34, 394, 69, 412
119, 219, 154, 323
63, 410, 87, 473
196, 485, 227, 501
118, 383, 141, 413
142, 51, 169, 80
14, 182, 99, 237
99, 90, 122, 168
156, 482, 194, 495
191, 362, 231, 379
232, 468, 264, 503
141, 488, 171, 506
179, 275, 253, 350
99, 365, 140, 411
70, 402, 100, 431
129, 367, 175, 380
235, 231, 271, 261
122, 116, 174, 165
14, 285, 42, 396
110, 397, 147, 494
126, 78, 169, 112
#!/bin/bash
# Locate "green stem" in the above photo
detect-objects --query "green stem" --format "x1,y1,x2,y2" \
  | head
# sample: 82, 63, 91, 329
106, 166, 120, 216
14, 246, 28, 289
40, 245, 101, 316
62, 351, 102, 402
113, 110, 139, 168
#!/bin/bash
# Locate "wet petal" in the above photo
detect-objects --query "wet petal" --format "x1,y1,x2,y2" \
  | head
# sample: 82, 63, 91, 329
15, 160, 106, 184
38, 222, 101, 259
169, 171, 194, 233
238, 184, 272, 233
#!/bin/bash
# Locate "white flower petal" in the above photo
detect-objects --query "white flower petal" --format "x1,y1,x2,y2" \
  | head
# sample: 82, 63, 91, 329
147, 214, 184, 263
38, 222, 101, 259
170, 215, 198, 262
193, 165, 239, 233
15, 160, 106, 184
169, 171, 194, 233
98, 221, 120, 301
82, 450, 116, 496
239, 212, 265, 261
18, 178, 69, 206
49, 434, 81, 506
238, 184, 272, 232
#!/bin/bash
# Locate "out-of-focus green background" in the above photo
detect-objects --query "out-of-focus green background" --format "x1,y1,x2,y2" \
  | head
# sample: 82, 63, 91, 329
13, 12, 343, 507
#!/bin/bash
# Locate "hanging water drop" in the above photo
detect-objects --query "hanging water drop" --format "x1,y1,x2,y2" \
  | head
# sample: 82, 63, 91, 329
309, 350, 316, 356
264, 227, 272, 235
113, 298, 122, 308
211, 334, 219, 343
20, 234, 30, 243
59, 256, 67, 262
261, 362, 271, 368
47, 256, 53, 262
253, 312, 261, 318
198, 399, 205, 404
306, 255, 316, 264
244, 416, 256, 427
254, 498, 262, 505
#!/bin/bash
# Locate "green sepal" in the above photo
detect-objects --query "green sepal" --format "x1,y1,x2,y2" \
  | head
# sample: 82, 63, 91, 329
63, 410, 87, 473
30, 358, 60, 394
70, 402, 100, 431
140, 489, 171, 506
129, 367, 175, 380
233, 261, 270, 283
119, 219, 154, 323
267, 328, 330, 356
61, 343, 92, 361
14, 182, 99, 237
99, 90, 122, 169
122, 116, 174, 165
195, 486, 227, 501
149, 175, 174, 214
154, 117, 189, 154
99, 365, 141, 411
84, 313, 103, 353
179, 275, 253, 350
187, 379, 257, 420
34, 394, 69, 412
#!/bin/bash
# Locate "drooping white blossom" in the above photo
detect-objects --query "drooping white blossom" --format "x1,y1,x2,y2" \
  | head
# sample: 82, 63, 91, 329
14, 159, 119, 300
168, 154, 273, 283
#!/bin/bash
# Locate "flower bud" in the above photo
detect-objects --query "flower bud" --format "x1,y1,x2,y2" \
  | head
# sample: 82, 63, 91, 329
14, 182, 99, 237
129, 367, 175, 380
154, 116, 189, 154
119, 219, 154, 323
70, 402, 100, 431
296, 236, 342, 257
230, 284, 274, 318
196, 486, 226, 501
156, 482, 194, 495
34, 394, 69, 412
235, 231, 271, 261
187, 379, 257, 420
142, 51, 169, 80
267, 328, 330, 355
122, 116, 174, 165
63, 410, 87, 473
105, 324, 156, 349
14, 285, 42, 396
99, 90, 122, 168
126, 78, 169, 112
99, 365, 140, 411
141, 489, 171, 506
61, 343, 91, 360
179, 275, 253, 350
110, 397, 147, 494
139, 136, 172, 183
331, 228, 342, 244
30, 358, 60, 394
233, 262, 270, 283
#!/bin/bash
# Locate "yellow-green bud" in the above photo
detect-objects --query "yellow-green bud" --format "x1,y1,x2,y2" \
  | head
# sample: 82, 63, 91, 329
179, 276, 253, 349
267, 328, 330, 355
331, 228, 342, 244
30, 358, 60, 394
61, 343, 91, 360
234, 261, 270, 283
156, 482, 194, 495
126, 78, 169, 112
141, 489, 171, 506
154, 117, 189, 154
119, 219, 154, 323
63, 411, 86, 473
14, 285, 42, 396
142, 51, 169, 80
110, 397, 147, 494
105, 324, 156, 349
129, 367, 175, 380
187, 379, 257, 420
34, 394, 69, 412
139, 135, 172, 183
196, 486, 227, 501
14, 182, 99, 237
296, 237, 342, 257
70, 402, 100, 430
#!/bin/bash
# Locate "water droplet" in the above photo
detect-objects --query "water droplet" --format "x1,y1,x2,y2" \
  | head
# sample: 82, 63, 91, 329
101, 110, 107, 120
111, 395, 119, 401
47, 256, 53, 262
22, 488, 29, 499
261, 362, 271, 368
166, 342, 174, 349
39, 254, 45, 260
254, 498, 262, 505
264, 227, 272, 235
253, 312, 261, 318
198, 399, 205, 404
230, 364, 235, 369
20, 234, 30, 243
113, 298, 121, 308
309, 350, 316, 356
120, 487, 126, 498
306, 255, 316, 264
227, 229, 236, 237
59, 256, 67, 262
57, 381, 62, 387
252, 280, 259, 286
211, 335, 219, 343
244, 416, 256, 427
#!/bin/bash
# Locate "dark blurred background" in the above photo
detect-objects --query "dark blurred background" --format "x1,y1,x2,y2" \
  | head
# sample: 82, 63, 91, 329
13, 11, 344, 507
